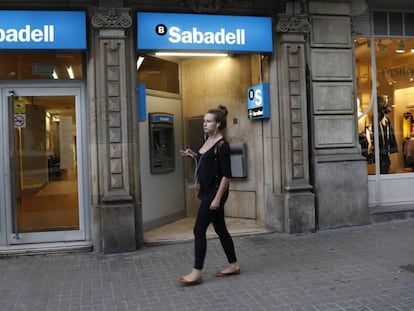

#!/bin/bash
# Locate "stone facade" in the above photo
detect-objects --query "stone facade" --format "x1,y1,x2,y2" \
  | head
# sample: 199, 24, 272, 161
8, 0, 412, 254
89, 7, 140, 253
274, 11, 315, 233
308, 1, 369, 229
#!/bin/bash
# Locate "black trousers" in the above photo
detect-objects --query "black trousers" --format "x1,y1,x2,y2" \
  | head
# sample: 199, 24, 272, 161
193, 190, 237, 270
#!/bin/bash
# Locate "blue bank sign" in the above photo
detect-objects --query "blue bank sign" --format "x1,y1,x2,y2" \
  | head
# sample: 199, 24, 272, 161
0, 11, 86, 49
137, 12, 273, 53
247, 83, 270, 120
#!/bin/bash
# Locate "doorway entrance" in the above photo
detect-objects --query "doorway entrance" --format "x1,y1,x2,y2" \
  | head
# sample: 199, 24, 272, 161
0, 84, 88, 245
137, 53, 271, 242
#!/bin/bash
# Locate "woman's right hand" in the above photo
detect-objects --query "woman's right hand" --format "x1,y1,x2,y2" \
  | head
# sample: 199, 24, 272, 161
180, 148, 197, 159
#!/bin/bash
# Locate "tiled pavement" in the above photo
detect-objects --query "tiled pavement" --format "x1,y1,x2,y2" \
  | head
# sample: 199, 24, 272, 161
1, 219, 414, 311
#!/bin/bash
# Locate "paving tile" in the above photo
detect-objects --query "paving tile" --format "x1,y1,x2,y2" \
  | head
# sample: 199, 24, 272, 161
0, 220, 414, 310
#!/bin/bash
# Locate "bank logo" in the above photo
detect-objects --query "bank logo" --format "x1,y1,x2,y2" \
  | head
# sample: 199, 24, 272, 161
248, 88, 262, 106
155, 23, 245, 46
247, 83, 270, 120
155, 24, 167, 36
0, 11, 86, 49
138, 12, 273, 53
0, 25, 54, 43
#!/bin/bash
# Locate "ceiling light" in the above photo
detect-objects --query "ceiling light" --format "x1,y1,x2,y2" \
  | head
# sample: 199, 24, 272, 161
411, 47, 414, 53
52, 70, 59, 79
155, 52, 228, 57
66, 66, 75, 79
396, 40, 405, 53
136, 56, 145, 70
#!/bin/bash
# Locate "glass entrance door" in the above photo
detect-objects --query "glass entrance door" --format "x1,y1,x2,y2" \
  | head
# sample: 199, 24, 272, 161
1, 85, 87, 244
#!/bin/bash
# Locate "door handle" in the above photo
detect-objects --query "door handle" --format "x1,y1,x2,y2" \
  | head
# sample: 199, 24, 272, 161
8, 91, 19, 239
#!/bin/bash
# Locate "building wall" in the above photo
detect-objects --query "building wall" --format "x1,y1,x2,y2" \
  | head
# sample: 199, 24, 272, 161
273, 17, 315, 233
139, 94, 186, 231
308, 0, 369, 229
88, 6, 140, 253
0, 0, 394, 254
181, 55, 265, 222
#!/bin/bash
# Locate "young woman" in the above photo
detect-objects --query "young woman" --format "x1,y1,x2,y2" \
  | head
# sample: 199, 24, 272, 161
178, 105, 240, 286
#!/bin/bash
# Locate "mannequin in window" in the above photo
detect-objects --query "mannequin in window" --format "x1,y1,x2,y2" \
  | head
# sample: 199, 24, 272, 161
357, 98, 369, 158
377, 95, 398, 174
358, 98, 368, 133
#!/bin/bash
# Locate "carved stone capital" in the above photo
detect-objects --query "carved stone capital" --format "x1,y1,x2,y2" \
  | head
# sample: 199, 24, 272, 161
180, 0, 239, 13
276, 14, 311, 34
91, 8, 132, 29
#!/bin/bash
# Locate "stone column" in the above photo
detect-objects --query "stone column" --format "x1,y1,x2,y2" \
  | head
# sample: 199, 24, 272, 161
275, 13, 315, 233
308, 0, 369, 229
90, 7, 139, 253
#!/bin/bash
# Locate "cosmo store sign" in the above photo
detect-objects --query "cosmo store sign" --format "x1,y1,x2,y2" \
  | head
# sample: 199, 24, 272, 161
137, 12, 273, 53
0, 11, 86, 49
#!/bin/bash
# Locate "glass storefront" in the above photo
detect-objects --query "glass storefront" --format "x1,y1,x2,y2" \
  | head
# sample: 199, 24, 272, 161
10, 95, 79, 233
355, 38, 414, 176
0, 51, 86, 243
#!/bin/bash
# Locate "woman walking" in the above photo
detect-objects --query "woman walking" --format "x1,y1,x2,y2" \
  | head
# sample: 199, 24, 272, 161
178, 105, 240, 286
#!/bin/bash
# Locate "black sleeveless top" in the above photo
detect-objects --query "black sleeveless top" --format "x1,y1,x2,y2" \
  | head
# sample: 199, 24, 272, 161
197, 139, 232, 194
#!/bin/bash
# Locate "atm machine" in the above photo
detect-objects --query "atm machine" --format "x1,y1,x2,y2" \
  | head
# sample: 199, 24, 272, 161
148, 112, 175, 174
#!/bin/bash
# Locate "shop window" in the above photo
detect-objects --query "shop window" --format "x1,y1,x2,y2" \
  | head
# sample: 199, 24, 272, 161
355, 37, 414, 175
136, 54, 179, 94
406, 13, 414, 36
373, 11, 414, 36
389, 13, 403, 36
373, 12, 387, 35
0, 52, 83, 80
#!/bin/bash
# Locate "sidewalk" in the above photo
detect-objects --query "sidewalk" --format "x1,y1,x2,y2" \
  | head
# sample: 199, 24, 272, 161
1, 219, 413, 311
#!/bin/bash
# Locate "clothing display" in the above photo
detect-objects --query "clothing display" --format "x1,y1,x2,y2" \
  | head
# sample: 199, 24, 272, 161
402, 111, 414, 170
358, 111, 370, 159
359, 132, 369, 159
378, 115, 398, 174
403, 137, 414, 169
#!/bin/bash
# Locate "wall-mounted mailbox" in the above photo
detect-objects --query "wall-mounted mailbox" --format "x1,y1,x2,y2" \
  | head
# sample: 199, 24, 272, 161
230, 143, 247, 178
149, 112, 175, 174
